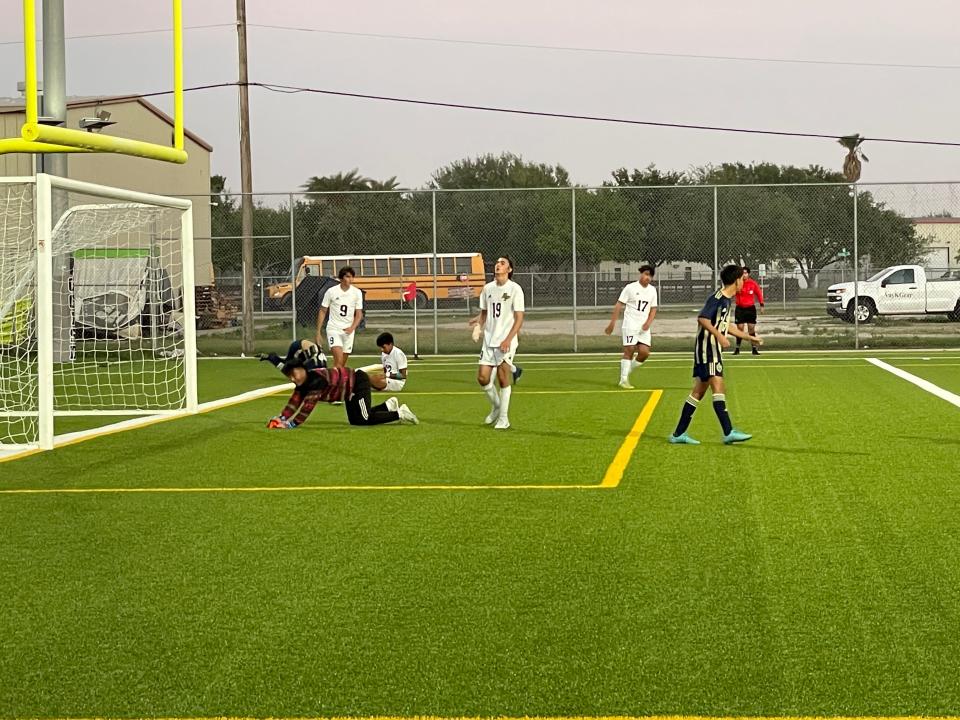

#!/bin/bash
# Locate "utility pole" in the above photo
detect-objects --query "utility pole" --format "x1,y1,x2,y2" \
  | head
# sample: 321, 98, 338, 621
236, 0, 255, 354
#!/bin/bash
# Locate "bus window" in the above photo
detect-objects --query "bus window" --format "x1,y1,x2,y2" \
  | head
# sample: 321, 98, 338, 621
402, 258, 415, 275
455, 257, 472, 274
359, 259, 372, 276
305, 263, 320, 277
321, 260, 335, 276
375, 258, 389, 276
390, 258, 402, 275
441, 257, 455, 274
416, 257, 430, 274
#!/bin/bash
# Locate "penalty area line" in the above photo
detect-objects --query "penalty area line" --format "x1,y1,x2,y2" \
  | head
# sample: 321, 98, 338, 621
600, 389, 663, 488
867, 358, 960, 409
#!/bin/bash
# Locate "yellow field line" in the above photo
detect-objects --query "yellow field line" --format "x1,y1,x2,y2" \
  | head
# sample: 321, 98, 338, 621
0, 392, 664, 495
601, 389, 663, 488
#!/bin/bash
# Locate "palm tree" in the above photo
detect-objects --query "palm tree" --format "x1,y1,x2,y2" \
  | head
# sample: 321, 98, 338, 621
302, 169, 371, 193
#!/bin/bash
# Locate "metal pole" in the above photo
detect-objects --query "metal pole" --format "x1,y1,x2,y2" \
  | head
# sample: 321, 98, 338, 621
782, 272, 786, 313
43, 0, 71, 364
530, 272, 534, 307
237, 0, 255, 355
853, 185, 859, 350
571, 188, 578, 352
712, 186, 719, 287
432, 190, 438, 355
289, 193, 296, 340
594, 271, 598, 307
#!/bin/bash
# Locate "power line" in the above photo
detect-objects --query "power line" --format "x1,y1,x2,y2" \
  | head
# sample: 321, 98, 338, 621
246, 23, 960, 72
2, 21, 957, 72
0, 23, 234, 46
248, 82, 960, 148
31, 81, 960, 148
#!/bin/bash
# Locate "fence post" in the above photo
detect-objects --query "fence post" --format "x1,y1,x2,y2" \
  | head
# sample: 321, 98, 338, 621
594, 271, 598, 307
853, 185, 859, 350
530, 272, 534, 308
571, 187, 578, 352
712, 185, 719, 287
782, 272, 786, 313
432, 189, 438, 355
289, 193, 296, 340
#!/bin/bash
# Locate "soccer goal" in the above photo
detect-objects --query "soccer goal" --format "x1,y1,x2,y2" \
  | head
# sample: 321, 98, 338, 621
0, 173, 197, 456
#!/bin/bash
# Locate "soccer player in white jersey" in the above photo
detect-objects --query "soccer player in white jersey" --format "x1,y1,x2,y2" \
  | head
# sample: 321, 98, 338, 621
376, 331, 408, 392
469, 255, 525, 430
604, 264, 659, 389
316, 266, 364, 368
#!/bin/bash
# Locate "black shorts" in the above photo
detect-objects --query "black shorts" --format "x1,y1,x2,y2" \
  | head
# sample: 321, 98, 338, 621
734, 306, 757, 325
693, 359, 723, 382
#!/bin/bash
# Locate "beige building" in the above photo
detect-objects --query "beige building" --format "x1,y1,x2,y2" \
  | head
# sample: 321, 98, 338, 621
0, 96, 213, 285
912, 218, 960, 274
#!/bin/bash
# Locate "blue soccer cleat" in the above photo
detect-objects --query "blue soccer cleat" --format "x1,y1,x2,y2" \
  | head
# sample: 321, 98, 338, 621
723, 429, 753, 445
512, 365, 523, 383
668, 433, 700, 445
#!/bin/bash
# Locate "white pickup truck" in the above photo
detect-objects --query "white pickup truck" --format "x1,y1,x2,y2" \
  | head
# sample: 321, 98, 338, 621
827, 264, 960, 323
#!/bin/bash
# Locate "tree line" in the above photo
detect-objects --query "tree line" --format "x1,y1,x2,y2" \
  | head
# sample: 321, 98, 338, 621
210, 153, 925, 286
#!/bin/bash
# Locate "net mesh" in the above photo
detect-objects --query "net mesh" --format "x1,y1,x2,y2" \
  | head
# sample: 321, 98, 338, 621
51, 190, 187, 414
0, 182, 38, 448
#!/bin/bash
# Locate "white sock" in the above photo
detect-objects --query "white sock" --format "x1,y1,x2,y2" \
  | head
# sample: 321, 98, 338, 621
483, 381, 500, 409
499, 385, 512, 419
619, 359, 631, 382
631, 358, 642, 370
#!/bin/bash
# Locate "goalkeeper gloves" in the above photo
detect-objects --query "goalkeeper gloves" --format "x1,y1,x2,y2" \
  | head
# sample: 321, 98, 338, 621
258, 353, 284, 370
266, 416, 297, 429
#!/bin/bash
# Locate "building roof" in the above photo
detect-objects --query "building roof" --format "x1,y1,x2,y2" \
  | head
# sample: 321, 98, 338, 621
911, 217, 960, 224
0, 95, 212, 152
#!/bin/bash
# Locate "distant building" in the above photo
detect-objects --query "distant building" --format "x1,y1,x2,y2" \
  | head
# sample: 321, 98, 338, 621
0, 95, 213, 285
912, 217, 960, 274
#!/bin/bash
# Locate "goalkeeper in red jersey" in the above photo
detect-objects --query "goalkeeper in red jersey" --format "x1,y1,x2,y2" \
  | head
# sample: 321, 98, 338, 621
259, 340, 418, 428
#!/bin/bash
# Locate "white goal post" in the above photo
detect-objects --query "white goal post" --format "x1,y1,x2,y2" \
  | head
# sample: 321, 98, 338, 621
1, 173, 197, 455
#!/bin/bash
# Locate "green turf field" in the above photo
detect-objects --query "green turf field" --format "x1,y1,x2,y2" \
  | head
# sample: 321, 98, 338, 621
1, 352, 959, 717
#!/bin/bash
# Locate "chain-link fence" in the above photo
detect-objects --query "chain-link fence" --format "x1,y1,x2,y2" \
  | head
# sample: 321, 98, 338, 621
182, 182, 960, 356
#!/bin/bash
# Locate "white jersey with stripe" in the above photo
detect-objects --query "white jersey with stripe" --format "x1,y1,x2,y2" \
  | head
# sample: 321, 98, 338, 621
479, 279, 525, 348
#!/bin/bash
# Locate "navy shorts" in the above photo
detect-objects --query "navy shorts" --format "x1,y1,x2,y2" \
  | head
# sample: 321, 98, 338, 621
693, 359, 723, 381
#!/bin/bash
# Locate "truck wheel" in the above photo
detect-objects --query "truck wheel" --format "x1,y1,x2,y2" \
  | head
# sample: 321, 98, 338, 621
405, 290, 429, 309
849, 298, 876, 323
949, 302, 960, 321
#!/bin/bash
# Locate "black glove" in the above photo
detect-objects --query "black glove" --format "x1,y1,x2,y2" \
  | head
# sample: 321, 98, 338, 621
258, 353, 284, 369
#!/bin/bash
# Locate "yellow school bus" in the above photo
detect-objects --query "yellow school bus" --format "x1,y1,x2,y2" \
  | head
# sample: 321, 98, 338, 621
266, 253, 485, 308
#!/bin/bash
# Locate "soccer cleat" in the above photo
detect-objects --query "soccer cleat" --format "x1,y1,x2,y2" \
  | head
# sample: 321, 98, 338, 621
733, 348, 741, 355
723, 429, 753, 444
512, 365, 523, 383
484, 407, 500, 425
668, 433, 700, 445
494, 416, 511, 430
752, 347, 760, 356
618, 380, 634, 390
385, 396, 400, 413
398, 404, 419, 425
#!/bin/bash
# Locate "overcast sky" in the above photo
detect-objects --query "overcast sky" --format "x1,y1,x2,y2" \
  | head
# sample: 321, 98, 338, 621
1, 0, 959, 194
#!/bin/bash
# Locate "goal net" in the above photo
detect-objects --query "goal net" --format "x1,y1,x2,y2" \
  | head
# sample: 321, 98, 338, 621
1, 174, 196, 455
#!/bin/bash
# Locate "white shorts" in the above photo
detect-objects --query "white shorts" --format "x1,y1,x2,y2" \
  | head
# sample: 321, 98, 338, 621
384, 377, 406, 392
327, 329, 355, 354
622, 326, 651, 348
479, 338, 518, 368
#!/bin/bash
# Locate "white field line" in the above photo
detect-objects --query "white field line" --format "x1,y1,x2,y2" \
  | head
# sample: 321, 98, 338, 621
867, 358, 960, 409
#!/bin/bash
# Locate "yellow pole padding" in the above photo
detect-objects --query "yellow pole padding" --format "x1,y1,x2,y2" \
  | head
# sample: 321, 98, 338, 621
22, 123, 188, 164
173, 0, 184, 151
22, 0, 38, 126
0, 138, 91, 154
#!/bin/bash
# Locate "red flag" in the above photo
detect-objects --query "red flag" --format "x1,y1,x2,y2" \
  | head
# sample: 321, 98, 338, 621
402, 282, 417, 302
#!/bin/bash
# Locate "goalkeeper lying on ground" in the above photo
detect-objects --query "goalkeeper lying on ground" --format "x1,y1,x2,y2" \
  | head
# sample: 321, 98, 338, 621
259, 339, 419, 428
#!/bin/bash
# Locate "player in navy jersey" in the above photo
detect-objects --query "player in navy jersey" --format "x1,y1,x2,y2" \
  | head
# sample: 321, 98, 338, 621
259, 342, 418, 427
668, 264, 762, 445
